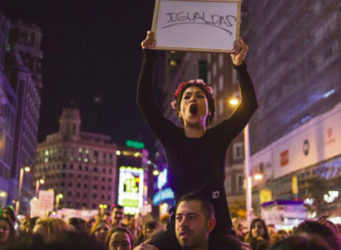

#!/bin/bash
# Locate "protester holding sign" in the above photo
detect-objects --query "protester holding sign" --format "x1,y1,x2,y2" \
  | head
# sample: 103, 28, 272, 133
136, 31, 257, 249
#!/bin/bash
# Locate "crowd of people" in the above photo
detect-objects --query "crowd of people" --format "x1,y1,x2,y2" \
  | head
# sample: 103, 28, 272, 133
0, 199, 341, 250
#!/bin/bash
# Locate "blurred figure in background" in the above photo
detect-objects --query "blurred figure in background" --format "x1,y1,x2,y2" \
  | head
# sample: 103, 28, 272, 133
112, 205, 126, 227
295, 220, 341, 250
68, 217, 87, 233
0, 215, 16, 248
159, 214, 169, 232
106, 227, 134, 250
247, 218, 270, 250
273, 230, 289, 244
32, 217, 73, 242
267, 224, 276, 243
127, 215, 141, 239
90, 219, 112, 244
135, 221, 159, 246
270, 235, 331, 250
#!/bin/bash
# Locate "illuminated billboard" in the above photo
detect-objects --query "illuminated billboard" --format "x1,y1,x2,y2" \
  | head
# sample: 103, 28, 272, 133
118, 166, 144, 214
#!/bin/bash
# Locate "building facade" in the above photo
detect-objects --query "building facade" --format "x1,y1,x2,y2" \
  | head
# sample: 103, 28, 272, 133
5, 19, 43, 212
242, 0, 341, 217
35, 107, 118, 210
0, 14, 17, 207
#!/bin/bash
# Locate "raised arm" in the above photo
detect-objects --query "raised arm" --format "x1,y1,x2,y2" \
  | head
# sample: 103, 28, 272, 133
137, 31, 177, 142
214, 39, 258, 142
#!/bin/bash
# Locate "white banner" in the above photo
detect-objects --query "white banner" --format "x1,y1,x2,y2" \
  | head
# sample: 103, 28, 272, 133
251, 103, 341, 179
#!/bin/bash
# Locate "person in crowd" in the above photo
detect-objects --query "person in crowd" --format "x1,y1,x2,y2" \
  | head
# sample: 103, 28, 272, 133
175, 194, 216, 250
135, 194, 243, 250
159, 213, 170, 232
1, 206, 16, 225
273, 230, 289, 244
68, 217, 87, 233
247, 218, 270, 249
90, 219, 112, 243
127, 215, 141, 239
138, 30, 257, 250
107, 227, 134, 250
112, 205, 126, 227
294, 220, 341, 250
0, 215, 16, 248
19, 217, 39, 235
32, 217, 73, 242
270, 235, 332, 250
7, 231, 107, 250
135, 221, 159, 246
267, 224, 276, 242
317, 217, 340, 236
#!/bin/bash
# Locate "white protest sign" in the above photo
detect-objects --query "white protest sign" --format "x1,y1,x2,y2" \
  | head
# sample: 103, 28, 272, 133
152, 0, 241, 53
38, 190, 54, 212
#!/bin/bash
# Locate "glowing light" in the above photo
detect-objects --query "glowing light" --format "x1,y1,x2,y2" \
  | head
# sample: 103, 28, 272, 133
153, 170, 160, 176
116, 150, 121, 156
157, 169, 168, 189
24, 167, 31, 172
304, 198, 314, 206
323, 89, 335, 98
170, 60, 177, 66
228, 97, 240, 107
153, 188, 175, 205
0, 192, 7, 198
126, 140, 144, 149
57, 193, 63, 199
99, 204, 108, 209
39, 179, 45, 184
324, 190, 339, 203
254, 174, 263, 180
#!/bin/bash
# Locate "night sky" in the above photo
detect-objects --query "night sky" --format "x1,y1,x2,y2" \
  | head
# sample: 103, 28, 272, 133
2, 1, 157, 153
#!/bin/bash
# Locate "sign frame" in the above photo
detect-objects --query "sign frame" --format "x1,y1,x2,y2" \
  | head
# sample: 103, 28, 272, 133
151, 0, 241, 53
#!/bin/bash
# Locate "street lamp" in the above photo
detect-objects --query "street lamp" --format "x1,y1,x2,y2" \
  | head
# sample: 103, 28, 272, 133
99, 204, 108, 216
228, 97, 252, 227
55, 193, 63, 210
254, 174, 264, 181
35, 178, 45, 198
15, 166, 31, 214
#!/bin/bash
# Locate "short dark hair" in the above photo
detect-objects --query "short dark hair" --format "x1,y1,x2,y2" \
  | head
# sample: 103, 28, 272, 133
175, 83, 215, 126
112, 205, 124, 210
145, 221, 158, 230
295, 220, 341, 250
176, 193, 215, 221
270, 235, 332, 250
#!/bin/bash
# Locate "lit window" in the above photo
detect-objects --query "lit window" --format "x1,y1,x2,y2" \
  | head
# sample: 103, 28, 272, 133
170, 60, 177, 66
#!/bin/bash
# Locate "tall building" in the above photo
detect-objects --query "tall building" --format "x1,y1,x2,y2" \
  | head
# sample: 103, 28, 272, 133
5, 20, 43, 212
0, 14, 17, 207
35, 107, 118, 210
244, 0, 341, 154
206, 51, 247, 217
243, 0, 341, 216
